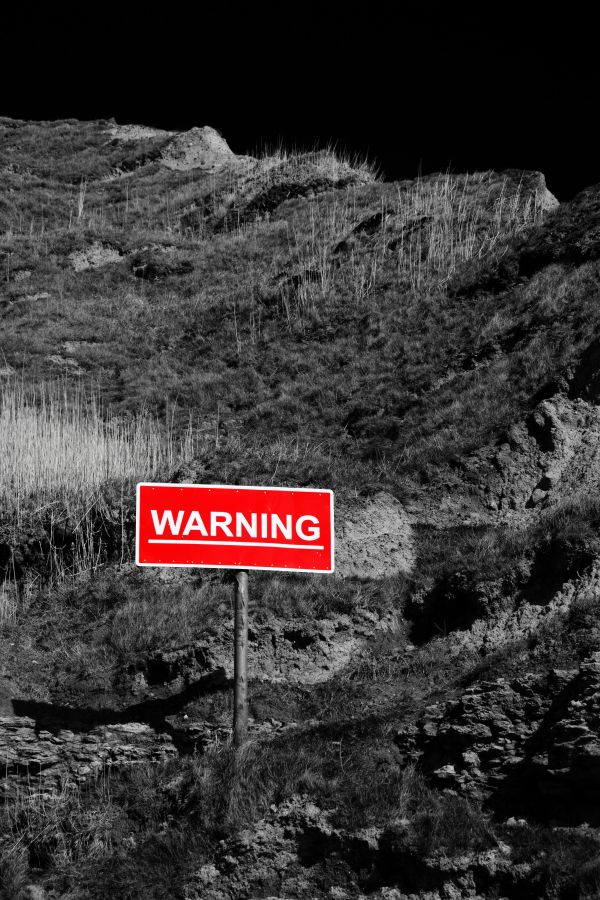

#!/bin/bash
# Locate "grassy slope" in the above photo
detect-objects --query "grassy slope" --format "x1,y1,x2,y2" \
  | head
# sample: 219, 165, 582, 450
1, 119, 567, 496
3, 118, 600, 898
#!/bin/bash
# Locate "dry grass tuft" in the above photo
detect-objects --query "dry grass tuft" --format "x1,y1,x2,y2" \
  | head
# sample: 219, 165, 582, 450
0, 382, 204, 600
394, 171, 544, 290
0, 381, 198, 527
277, 170, 546, 325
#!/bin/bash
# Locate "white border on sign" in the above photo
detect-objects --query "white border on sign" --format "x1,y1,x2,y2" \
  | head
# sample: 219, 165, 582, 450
135, 482, 335, 574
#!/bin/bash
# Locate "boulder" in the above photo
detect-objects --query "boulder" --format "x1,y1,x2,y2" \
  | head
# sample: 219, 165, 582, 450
160, 126, 239, 172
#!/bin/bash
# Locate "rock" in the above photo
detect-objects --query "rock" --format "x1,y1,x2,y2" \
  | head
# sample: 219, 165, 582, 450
192, 863, 220, 886
398, 672, 559, 802
12, 268, 31, 282
140, 642, 225, 687
527, 654, 600, 815
402, 656, 600, 823
497, 169, 558, 214
23, 292, 50, 302
335, 492, 414, 579
526, 401, 563, 453
204, 148, 373, 232
184, 795, 528, 900
527, 487, 547, 507
537, 472, 555, 490
519, 182, 600, 273
107, 123, 174, 142
68, 242, 122, 271
160, 126, 240, 172
469, 393, 600, 528
1, 595, 398, 796
0, 715, 176, 797
129, 606, 396, 690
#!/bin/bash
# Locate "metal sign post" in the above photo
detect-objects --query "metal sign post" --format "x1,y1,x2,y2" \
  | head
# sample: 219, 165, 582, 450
233, 569, 249, 747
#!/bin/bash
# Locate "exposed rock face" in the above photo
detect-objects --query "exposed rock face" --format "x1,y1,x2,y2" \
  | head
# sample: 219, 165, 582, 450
501, 168, 558, 212
160, 126, 241, 172
397, 653, 600, 824
397, 672, 562, 797
0, 607, 396, 794
107, 123, 174, 142
529, 656, 600, 815
0, 716, 176, 798
108, 123, 250, 172
184, 797, 373, 899
473, 394, 600, 519
184, 796, 524, 900
220, 150, 375, 228
335, 492, 414, 579
131, 606, 398, 689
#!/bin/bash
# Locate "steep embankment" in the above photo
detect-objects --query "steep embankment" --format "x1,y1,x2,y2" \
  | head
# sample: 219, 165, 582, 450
5, 117, 600, 898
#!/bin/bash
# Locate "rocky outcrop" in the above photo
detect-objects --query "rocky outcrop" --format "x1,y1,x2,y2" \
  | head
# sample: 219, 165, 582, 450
107, 123, 174, 142
0, 605, 396, 795
185, 798, 371, 899
130, 606, 398, 690
0, 716, 176, 798
183, 796, 525, 900
203, 149, 375, 231
159, 126, 241, 172
107, 123, 251, 173
396, 653, 600, 824
518, 182, 600, 272
528, 655, 600, 816
472, 394, 600, 518
396, 671, 563, 799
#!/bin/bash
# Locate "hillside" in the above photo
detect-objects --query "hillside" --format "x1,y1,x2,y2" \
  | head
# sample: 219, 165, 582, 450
3, 117, 600, 899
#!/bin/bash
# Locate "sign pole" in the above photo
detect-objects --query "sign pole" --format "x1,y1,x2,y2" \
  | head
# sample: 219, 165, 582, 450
233, 569, 249, 748
136, 483, 334, 750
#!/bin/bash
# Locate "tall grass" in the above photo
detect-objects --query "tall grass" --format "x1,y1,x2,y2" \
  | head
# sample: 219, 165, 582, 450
281, 193, 357, 321
0, 775, 119, 892
279, 171, 547, 324
56, 146, 377, 239
280, 187, 383, 323
0, 382, 200, 521
394, 171, 545, 290
0, 382, 201, 598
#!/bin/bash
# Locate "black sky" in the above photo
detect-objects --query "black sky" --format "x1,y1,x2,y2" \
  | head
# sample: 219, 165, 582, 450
3, 4, 598, 199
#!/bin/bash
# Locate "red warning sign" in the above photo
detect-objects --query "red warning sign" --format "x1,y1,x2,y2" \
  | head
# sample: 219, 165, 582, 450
136, 483, 334, 573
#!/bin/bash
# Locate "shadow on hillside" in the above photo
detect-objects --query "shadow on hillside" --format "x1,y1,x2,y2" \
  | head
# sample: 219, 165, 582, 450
487, 671, 600, 826
11, 670, 227, 752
